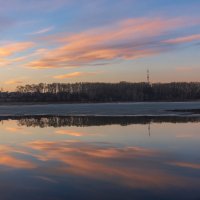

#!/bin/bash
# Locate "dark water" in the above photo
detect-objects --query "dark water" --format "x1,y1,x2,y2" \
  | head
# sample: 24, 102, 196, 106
0, 116, 200, 200
0, 102, 200, 116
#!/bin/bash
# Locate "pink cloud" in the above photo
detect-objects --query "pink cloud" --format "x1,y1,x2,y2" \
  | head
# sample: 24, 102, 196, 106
24, 17, 200, 69
53, 71, 100, 79
53, 72, 82, 79
164, 34, 200, 44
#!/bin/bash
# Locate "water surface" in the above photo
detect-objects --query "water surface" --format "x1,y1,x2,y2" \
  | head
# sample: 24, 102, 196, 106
0, 102, 200, 116
0, 116, 199, 200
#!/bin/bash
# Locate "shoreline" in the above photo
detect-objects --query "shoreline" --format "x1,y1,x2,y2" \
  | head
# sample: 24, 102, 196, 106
0, 100, 200, 106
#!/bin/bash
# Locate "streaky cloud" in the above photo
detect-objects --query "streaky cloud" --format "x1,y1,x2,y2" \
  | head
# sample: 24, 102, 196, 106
53, 71, 99, 79
26, 17, 200, 69
163, 34, 200, 44
28, 26, 54, 35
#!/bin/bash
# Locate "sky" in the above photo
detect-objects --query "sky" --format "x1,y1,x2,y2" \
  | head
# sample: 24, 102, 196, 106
0, 0, 200, 91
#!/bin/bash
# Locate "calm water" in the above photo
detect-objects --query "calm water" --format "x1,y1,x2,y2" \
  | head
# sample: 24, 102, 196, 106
0, 101, 200, 116
0, 116, 200, 200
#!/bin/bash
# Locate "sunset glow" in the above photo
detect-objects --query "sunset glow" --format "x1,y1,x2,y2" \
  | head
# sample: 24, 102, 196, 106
0, 0, 199, 90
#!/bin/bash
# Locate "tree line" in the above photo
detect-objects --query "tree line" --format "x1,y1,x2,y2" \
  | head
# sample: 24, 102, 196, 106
0, 82, 200, 103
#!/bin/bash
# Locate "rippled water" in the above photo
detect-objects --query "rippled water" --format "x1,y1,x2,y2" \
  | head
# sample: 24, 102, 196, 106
0, 116, 199, 200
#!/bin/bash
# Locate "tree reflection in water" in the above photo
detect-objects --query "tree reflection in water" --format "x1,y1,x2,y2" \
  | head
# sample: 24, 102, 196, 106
0, 115, 198, 128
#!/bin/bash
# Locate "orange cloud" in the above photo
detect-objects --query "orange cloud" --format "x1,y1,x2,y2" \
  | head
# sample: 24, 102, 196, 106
53, 72, 82, 79
26, 17, 198, 69
0, 42, 34, 68
0, 42, 34, 57
4, 79, 23, 85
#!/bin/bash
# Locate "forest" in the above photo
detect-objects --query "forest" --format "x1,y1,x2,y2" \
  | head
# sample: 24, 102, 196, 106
0, 82, 200, 103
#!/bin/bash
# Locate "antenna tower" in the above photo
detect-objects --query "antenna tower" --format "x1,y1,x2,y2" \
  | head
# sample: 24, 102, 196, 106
147, 69, 150, 84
